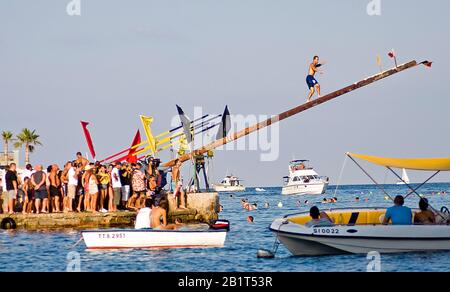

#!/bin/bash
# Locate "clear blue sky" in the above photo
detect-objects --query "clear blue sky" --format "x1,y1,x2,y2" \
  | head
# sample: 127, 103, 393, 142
1, 0, 449, 186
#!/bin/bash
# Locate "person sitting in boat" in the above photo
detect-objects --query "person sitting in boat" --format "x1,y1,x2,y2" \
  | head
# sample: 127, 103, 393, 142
149, 198, 177, 230
305, 206, 334, 227
134, 198, 153, 229
383, 195, 412, 225
414, 198, 436, 225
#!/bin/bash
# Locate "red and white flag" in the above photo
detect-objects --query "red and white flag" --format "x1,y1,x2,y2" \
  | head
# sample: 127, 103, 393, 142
388, 49, 396, 59
423, 61, 433, 68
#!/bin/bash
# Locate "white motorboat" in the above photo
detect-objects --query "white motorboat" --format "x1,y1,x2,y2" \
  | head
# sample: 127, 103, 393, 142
82, 220, 229, 249
396, 168, 410, 185
213, 175, 246, 192
281, 160, 329, 195
270, 152, 450, 256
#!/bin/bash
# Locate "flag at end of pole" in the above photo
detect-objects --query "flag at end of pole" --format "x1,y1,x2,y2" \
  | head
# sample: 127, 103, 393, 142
80, 121, 96, 160
176, 105, 193, 144
388, 49, 398, 68
127, 130, 141, 163
422, 61, 433, 68
216, 105, 231, 140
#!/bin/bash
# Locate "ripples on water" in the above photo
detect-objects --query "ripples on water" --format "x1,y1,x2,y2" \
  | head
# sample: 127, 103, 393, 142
1, 183, 450, 272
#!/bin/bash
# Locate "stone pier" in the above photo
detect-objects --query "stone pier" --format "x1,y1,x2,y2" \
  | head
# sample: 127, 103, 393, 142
0, 192, 220, 230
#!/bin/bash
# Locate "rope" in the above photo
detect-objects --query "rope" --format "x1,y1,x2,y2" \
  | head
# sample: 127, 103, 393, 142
333, 155, 348, 197
71, 236, 84, 249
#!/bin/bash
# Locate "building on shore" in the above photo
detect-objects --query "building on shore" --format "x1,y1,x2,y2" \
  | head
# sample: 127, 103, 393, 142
0, 150, 20, 168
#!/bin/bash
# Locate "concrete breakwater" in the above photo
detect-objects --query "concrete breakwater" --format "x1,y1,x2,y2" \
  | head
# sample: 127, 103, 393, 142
0, 192, 220, 230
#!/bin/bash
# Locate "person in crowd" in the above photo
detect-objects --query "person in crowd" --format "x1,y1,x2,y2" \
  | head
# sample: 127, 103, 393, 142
171, 159, 186, 209
31, 165, 48, 214
120, 162, 132, 209
22, 177, 34, 214
110, 163, 122, 212
84, 165, 99, 212
61, 162, 71, 212
48, 164, 62, 213
305, 206, 334, 227
383, 195, 412, 225
21, 164, 34, 184
75, 152, 89, 169
414, 198, 436, 225
130, 163, 146, 209
75, 163, 85, 212
5, 163, 18, 214
97, 165, 110, 212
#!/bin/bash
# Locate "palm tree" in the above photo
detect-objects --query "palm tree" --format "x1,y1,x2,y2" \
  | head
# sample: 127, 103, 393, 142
14, 129, 42, 165
1, 131, 13, 165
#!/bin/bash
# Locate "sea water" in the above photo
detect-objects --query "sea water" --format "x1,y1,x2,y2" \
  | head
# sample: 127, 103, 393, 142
1, 183, 450, 272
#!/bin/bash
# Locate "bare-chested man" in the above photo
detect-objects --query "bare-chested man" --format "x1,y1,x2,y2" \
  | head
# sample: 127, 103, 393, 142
171, 159, 186, 209
76, 152, 89, 169
306, 55, 325, 101
149, 198, 177, 230
48, 164, 62, 212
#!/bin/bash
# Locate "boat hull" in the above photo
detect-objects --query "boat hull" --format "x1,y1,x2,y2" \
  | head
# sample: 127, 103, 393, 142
82, 229, 227, 249
270, 208, 450, 256
281, 182, 328, 195
213, 185, 246, 192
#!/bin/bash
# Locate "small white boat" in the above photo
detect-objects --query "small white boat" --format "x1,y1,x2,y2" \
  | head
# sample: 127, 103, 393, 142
255, 188, 266, 192
396, 168, 410, 185
281, 160, 329, 195
213, 175, 246, 192
82, 221, 229, 249
270, 152, 450, 256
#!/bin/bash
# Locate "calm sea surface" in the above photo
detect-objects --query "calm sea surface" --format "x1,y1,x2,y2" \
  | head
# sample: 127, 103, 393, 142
1, 183, 450, 272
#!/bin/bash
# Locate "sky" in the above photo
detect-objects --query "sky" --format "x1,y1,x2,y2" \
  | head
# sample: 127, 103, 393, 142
1, 0, 449, 186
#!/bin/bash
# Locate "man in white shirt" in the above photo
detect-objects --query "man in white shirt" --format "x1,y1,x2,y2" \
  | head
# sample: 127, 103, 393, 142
21, 164, 35, 184
134, 199, 153, 229
110, 163, 122, 212
67, 161, 80, 212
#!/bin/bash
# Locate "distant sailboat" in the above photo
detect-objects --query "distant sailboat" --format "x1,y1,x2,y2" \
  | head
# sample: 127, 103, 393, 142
397, 168, 410, 185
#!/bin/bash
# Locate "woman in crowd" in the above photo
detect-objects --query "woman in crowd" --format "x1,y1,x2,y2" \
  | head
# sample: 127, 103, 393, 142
97, 165, 110, 212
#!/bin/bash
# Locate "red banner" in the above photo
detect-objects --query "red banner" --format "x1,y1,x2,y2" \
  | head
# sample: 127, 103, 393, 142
127, 130, 141, 163
80, 121, 96, 160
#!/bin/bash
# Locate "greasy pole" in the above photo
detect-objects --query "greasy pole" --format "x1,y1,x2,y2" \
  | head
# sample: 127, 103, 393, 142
163, 60, 422, 168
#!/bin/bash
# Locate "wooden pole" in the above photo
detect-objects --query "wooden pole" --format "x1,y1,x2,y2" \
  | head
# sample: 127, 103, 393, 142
163, 60, 421, 168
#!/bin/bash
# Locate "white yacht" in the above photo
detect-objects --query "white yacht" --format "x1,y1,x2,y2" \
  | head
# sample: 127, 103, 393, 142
281, 160, 329, 195
213, 175, 246, 192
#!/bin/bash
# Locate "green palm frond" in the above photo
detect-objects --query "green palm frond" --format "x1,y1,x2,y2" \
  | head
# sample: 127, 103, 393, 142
1, 131, 13, 142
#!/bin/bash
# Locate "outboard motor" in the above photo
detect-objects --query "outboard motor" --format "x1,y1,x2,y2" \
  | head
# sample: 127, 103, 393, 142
209, 219, 230, 231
